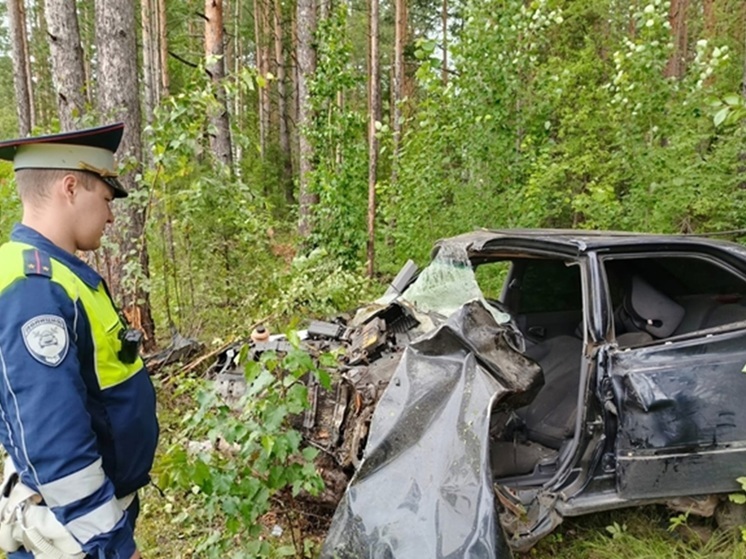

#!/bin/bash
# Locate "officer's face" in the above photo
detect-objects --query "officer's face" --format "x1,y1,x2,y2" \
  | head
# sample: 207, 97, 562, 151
72, 177, 115, 251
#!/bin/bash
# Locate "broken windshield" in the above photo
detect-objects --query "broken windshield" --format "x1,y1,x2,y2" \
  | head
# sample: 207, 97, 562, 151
401, 241, 511, 324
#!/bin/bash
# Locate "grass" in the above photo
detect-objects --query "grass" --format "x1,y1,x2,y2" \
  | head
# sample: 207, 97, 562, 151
526, 506, 746, 559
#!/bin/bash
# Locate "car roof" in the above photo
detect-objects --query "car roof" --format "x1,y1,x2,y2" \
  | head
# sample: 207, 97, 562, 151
437, 228, 746, 258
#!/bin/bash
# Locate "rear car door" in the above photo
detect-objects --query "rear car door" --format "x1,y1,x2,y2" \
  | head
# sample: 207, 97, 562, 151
604, 252, 746, 499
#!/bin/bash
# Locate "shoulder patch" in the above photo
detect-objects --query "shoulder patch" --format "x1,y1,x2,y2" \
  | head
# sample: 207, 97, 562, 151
21, 315, 69, 367
23, 249, 52, 278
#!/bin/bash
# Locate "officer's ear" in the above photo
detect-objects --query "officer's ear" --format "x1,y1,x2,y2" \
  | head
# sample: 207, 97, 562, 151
60, 173, 81, 203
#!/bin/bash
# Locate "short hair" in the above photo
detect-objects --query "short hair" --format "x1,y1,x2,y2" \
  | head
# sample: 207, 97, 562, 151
15, 168, 94, 205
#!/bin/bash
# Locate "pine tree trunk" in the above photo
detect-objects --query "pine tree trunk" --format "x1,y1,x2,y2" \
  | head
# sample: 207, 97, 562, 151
77, 0, 95, 106
30, 1, 54, 129
8, 0, 34, 135
274, 0, 294, 203
205, 0, 234, 167
391, 0, 406, 184
297, 0, 317, 238
44, 0, 87, 130
158, 0, 170, 96
141, 0, 156, 126
664, 0, 688, 78
95, 0, 156, 350
367, 0, 380, 278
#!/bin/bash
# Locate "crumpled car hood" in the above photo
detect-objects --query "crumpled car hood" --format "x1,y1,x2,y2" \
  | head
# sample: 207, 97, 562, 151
321, 299, 542, 558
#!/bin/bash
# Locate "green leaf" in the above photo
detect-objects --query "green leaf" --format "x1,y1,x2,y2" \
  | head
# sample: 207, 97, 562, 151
729, 493, 746, 504
713, 106, 729, 127
315, 368, 332, 390
724, 94, 741, 106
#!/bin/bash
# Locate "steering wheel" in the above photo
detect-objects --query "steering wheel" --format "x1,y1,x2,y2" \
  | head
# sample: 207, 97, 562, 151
484, 298, 526, 353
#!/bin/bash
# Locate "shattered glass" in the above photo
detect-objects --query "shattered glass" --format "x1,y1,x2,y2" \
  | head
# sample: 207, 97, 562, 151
401, 241, 511, 325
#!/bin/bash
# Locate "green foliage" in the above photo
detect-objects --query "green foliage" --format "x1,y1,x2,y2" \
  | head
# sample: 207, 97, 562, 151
158, 337, 328, 558
729, 476, 746, 542
0, 55, 18, 139
260, 248, 376, 327
306, 4, 370, 269
0, 166, 20, 240
375, 0, 746, 277
143, 68, 277, 339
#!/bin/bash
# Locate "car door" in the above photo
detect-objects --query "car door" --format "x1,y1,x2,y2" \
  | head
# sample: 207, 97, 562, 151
604, 252, 746, 500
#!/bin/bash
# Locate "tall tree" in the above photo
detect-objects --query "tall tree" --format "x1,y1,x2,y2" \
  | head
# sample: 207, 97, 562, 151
205, 0, 234, 167
274, 0, 293, 202
441, 0, 448, 84
158, 0, 169, 97
141, 0, 157, 127
29, 1, 55, 129
391, 0, 407, 183
8, 0, 34, 135
95, 0, 156, 349
44, 0, 87, 130
254, 0, 269, 158
367, 0, 380, 277
297, 0, 317, 237
664, 0, 689, 78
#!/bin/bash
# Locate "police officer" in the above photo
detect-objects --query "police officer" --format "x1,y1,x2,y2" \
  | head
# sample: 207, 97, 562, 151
0, 124, 159, 558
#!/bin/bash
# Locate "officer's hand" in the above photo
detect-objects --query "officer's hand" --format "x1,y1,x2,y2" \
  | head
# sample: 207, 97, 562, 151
130, 552, 141, 559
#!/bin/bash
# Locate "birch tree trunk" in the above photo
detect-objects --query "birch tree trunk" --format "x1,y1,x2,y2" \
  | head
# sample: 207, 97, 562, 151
441, 0, 448, 84
297, 0, 317, 238
205, 0, 234, 167
95, 0, 156, 350
44, 0, 87, 130
367, 0, 380, 277
254, 0, 267, 158
8, 0, 34, 135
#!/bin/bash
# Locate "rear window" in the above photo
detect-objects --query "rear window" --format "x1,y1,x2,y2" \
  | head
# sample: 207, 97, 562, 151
517, 260, 582, 313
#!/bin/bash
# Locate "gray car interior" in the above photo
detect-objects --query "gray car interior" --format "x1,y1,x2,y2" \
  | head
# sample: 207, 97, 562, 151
490, 256, 746, 480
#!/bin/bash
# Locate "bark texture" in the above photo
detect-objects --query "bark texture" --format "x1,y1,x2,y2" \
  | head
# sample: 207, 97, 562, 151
96, 0, 156, 349
664, 0, 689, 78
392, 0, 407, 184
297, 0, 317, 238
8, 0, 34, 135
274, 0, 294, 202
205, 0, 234, 167
367, 0, 380, 277
44, 0, 87, 130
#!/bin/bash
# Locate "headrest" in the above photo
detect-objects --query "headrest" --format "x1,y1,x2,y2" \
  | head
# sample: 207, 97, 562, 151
623, 276, 685, 338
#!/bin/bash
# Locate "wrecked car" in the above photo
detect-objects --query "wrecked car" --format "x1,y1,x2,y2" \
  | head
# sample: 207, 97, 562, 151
210, 228, 746, 557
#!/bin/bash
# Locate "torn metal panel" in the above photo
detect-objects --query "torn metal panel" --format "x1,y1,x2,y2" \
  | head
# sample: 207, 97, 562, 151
610, 328, 746, 500
320, 300, 542, 559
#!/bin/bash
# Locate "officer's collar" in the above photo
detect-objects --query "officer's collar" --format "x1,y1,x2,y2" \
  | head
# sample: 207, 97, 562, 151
11, 223, 103, 289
